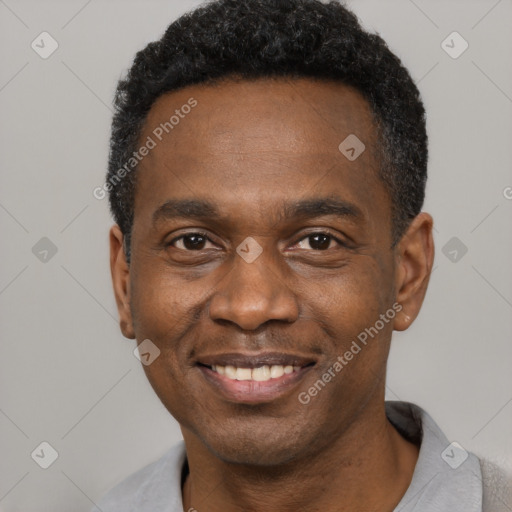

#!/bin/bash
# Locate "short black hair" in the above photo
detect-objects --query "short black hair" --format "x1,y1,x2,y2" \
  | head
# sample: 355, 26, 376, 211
107, 0, 427, 259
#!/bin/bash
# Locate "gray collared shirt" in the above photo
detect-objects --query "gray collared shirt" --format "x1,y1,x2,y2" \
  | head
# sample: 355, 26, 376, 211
93, 401, 483, 511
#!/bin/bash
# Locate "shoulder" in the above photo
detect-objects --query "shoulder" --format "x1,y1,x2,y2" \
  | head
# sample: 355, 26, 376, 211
480, 457, 512, 512
91, 442, 187, 512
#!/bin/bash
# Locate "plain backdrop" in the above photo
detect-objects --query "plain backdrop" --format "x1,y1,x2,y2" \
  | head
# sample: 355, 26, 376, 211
0, 0, 511, 510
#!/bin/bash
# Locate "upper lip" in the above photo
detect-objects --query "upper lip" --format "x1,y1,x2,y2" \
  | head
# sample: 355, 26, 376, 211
196, 352, 316, 369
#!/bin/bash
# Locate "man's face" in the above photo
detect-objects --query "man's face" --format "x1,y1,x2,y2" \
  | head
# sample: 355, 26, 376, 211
122, 78, 401, 465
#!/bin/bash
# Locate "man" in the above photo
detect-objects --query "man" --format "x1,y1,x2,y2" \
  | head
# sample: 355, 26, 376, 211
96, 0, 509, 510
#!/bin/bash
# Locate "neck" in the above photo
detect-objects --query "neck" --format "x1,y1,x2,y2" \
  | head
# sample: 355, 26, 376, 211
181, 399, 419, 512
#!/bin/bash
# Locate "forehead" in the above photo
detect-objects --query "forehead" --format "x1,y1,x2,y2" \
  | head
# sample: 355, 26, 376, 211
133, 78, 388, 230
144, 77, 377, 155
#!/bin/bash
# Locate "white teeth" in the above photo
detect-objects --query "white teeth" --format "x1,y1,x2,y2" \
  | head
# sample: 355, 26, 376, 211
212, 364, 301, 381
252, 365, 271, 381
270, 365, 284, 378
225, 365, 237, 379
235, 367, 252, 380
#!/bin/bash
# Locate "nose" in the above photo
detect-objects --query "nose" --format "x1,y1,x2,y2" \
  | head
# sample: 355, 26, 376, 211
208, 247, 299, 331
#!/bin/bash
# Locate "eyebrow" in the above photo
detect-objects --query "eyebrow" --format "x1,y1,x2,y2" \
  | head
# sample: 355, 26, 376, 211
152, 197, 363, 226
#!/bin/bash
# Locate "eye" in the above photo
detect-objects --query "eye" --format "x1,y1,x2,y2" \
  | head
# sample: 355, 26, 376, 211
168, 232, 217, 251
293, 232, 344, 251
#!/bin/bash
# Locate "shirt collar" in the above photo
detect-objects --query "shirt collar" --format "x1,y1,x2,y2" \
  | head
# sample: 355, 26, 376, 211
386, 401, 482, 511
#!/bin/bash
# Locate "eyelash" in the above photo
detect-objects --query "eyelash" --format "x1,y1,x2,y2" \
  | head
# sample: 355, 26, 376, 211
167, 231, 347, 251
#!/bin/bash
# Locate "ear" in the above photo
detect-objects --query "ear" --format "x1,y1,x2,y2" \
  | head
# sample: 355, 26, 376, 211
393, 212, 435, 331
109, 225, 135, 339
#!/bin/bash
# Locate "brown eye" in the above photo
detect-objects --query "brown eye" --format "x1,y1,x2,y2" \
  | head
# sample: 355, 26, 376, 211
296, 233, 339, 251
170, 233, 216, 251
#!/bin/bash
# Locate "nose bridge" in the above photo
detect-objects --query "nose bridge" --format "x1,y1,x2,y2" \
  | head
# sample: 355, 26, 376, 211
208, 245, 299, 330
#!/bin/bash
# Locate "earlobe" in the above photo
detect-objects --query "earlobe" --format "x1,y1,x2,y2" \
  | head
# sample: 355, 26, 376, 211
109, 225, 136, 339
393, 213, 435, 332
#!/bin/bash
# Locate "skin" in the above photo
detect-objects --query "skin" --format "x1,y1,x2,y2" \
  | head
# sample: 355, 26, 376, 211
110, 78, 434, 512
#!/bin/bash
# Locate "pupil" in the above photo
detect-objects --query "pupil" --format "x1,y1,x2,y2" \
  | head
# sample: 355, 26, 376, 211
181, 234, 331, 250
184, 234, 205, 250
310, 234, 330, 250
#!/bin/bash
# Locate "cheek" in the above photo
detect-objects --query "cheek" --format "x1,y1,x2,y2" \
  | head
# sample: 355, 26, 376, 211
128, 274, 194, 401
305, 255, 394, 328
130, 262, 199, 338
131, 273, 201, 419
301, 254, 395, 392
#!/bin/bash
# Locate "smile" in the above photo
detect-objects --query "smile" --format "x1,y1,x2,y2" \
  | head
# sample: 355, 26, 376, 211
196, 352, 316, 403
211, 364, 300, 381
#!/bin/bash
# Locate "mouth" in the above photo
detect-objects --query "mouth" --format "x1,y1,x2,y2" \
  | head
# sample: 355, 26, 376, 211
196, 352, 316, 404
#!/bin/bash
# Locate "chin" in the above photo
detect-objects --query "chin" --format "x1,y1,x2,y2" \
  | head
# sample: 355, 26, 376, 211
213, 441, 300, 467
197, 418, 313, 467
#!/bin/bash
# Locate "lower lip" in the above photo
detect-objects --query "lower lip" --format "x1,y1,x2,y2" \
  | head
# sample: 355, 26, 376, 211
198, 365, 313, 404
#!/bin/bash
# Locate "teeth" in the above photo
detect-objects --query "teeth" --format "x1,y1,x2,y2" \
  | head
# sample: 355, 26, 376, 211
235, 367, 252, 380
269, 365, 284, 378
211, 364, 301, 381
252, 365, 271, 381
225, 365, 237, 379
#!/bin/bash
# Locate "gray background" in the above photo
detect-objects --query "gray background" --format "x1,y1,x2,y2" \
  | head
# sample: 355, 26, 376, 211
0, 0, 511, 510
